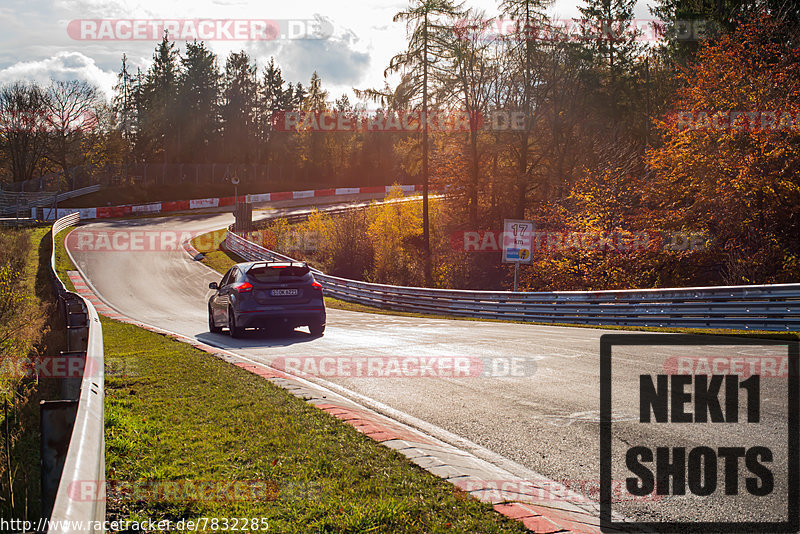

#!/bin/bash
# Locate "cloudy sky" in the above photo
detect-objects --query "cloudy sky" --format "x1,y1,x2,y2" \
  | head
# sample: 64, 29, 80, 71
0, 0, 654, 103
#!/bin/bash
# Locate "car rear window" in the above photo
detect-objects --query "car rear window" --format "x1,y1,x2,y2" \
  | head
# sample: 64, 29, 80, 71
248, 264, 310, 282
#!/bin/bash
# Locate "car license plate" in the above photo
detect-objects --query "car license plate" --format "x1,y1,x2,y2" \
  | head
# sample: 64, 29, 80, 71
270, 288, 299, 297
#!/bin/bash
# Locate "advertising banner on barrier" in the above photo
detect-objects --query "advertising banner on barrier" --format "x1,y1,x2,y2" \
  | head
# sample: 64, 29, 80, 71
246, 193, 271, 203
131, 203, 161, 214
189, 198, 219, 209
40, 207, 98, 221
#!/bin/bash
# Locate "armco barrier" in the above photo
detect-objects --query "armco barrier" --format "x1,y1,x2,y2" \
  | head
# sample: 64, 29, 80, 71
46, 213, 105, 532
245, 194, 430, 228
37, 184, 424, 221
225, 227, 800, 331
1, 184, 100, 218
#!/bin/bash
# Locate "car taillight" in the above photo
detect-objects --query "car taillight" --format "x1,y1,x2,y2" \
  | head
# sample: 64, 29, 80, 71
236, 282, 253, 293
312, 281, 322, 290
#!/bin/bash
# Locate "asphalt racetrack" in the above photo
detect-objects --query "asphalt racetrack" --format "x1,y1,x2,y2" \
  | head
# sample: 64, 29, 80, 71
67, 207, 794, 527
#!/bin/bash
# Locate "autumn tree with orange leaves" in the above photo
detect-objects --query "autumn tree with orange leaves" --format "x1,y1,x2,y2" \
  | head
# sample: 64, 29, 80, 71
647, 14, 800, 284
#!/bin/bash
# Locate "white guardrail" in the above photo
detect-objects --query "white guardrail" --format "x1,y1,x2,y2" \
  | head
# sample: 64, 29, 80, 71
226, 227, 800, 331
0, 184, 102, 217
48, 212, 105, 532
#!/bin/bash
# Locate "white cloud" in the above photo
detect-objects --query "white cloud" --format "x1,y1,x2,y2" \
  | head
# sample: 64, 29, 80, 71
246, 23, 371, 96
0, 0, 659, 104
0, 51, 118, 97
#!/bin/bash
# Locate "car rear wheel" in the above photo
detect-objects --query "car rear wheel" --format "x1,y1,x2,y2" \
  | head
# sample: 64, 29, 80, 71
309, 322, 325, 336
228, 307, 244, 338
209, 307, 222, 333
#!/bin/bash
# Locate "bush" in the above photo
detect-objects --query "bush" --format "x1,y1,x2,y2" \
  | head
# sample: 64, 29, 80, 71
0, 229, 47, 402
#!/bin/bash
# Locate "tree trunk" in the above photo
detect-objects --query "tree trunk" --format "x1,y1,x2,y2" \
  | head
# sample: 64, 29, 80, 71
421, 12, 432, 286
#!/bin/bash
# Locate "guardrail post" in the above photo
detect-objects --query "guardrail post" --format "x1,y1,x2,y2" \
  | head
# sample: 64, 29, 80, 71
58, 351, 87, 401
63, 295, 89, 353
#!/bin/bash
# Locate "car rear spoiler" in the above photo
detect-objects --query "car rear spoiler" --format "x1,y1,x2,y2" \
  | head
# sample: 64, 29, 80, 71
248, 261, 308, 270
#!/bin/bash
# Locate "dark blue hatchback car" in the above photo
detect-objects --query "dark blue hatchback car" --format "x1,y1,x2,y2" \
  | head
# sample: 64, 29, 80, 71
208, 261, 326, 337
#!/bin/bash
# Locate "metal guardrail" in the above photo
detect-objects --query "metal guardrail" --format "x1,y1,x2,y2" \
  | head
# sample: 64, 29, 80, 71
248, 195, 430, 228
256, 205, 364, 226
0, 184, 101, 217
54, 184, 102, 204
226, 226, 800, 331
45, 213, 105, 532
50, 213, 80, 293
0, 191, 55, 217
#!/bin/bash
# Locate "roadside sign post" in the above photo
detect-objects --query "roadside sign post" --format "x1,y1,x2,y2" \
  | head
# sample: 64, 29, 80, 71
502, 219, 534, 292
231, 175, 240, 209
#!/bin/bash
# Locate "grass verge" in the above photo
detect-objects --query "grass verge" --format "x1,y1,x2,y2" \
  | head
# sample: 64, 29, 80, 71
102, 316, 526, 533
190, 229, 797, 339
53, 225, 77, 292
191, 228, 244, 275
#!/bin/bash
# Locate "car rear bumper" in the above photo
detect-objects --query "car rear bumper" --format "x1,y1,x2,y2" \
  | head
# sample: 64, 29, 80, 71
235, 307, 326, 329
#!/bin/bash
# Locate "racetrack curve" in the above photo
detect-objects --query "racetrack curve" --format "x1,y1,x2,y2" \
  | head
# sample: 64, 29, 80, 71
67, 206, 794, 526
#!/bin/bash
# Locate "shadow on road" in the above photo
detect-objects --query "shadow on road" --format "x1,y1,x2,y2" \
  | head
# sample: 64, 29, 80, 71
196, 327, 322, 349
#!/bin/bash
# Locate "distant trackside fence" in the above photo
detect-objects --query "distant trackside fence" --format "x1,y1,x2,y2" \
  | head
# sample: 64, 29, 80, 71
225, 225, 800, 332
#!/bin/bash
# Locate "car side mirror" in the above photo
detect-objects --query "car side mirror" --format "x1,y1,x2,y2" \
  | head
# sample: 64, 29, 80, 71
209, 282, 218, 290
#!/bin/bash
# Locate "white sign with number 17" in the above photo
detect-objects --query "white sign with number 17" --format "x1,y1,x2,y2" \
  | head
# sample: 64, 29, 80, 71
502, 219, 534, 264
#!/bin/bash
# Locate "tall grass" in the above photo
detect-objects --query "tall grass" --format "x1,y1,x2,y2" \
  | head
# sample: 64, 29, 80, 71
0, 226, 57, 521
0, 229, 48, 405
